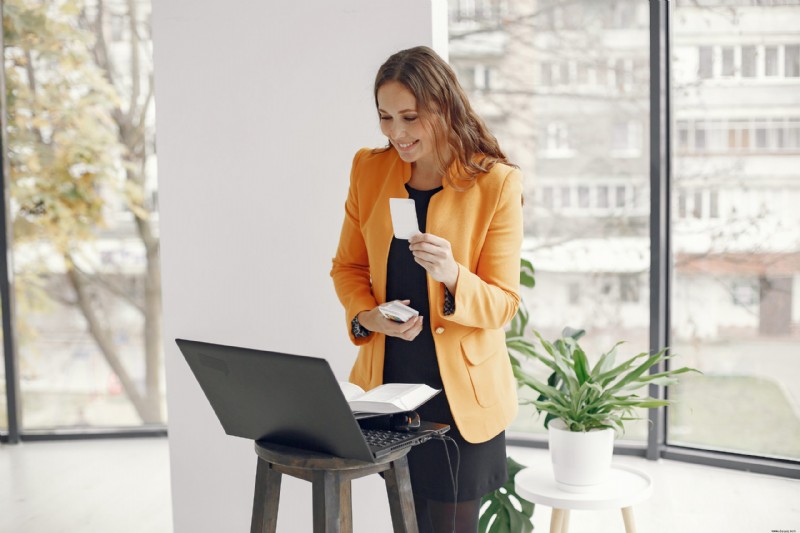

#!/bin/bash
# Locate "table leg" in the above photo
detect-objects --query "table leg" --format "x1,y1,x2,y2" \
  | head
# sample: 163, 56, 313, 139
550, 509, 565, 533
621, 506, 637, 533
561, 509, 570, 533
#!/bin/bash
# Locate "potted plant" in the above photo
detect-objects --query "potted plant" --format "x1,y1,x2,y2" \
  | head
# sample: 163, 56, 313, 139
512, 327, 699, 492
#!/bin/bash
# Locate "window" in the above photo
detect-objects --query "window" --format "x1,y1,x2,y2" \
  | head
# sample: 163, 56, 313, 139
458, 64, 495, 91
560, 186, 572, 208
695, 124, 707, 150
786, 45, 800, 77
2, 0, 163, 433
449, 0, 800, 470
612, 120, 643, 157
542, 122, 573, 157
741, 45, 757, 77
540, 61, 553, 85
721, 46, 736, 77
709, 190, 720, 218
542, 186, 555, 209
672, 3, 800, 462
698, 46, 713, 79
597, 185, 609, 208
620, 274, 640, 303
578, 185, 590, 208
765, 46, 779, 76
616, 185, 626, 208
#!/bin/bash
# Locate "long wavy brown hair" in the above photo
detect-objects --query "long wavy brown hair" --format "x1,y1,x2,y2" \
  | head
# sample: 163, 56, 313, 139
374, 46, 515, 189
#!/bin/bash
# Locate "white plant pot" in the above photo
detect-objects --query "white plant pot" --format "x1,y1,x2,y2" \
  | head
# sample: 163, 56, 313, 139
548, 418, 615, 493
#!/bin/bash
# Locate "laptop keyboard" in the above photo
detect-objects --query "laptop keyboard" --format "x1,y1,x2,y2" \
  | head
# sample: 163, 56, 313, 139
361, 428, 410, 449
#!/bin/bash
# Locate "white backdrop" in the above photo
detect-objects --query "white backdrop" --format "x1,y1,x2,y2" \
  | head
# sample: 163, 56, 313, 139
152, 1, 447, 531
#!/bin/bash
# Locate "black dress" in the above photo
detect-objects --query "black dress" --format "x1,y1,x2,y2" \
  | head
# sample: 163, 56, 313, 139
382, 184, 507, 503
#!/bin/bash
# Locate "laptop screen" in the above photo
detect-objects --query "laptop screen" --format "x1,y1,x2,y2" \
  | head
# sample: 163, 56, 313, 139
176, 338, 376, 462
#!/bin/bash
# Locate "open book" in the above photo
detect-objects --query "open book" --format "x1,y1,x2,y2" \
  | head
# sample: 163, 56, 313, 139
339, 382, 440, 414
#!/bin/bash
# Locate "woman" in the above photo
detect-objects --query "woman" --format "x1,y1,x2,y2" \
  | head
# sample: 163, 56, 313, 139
331, 46, 522, 532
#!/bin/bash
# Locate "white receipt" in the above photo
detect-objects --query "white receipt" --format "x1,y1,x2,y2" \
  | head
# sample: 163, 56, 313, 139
389, 198, 421, 240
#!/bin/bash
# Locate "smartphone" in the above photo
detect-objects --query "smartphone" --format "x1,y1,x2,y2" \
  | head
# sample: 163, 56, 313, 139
378, 301, 419, 323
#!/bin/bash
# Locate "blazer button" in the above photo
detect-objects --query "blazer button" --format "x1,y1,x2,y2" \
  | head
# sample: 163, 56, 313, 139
435, 327, 445, 335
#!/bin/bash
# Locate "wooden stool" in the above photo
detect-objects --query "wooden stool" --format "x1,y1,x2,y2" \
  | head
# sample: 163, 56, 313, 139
250, 441, 418, 533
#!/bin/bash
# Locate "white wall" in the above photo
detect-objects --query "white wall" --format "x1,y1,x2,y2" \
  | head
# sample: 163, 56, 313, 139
152, 1, 447, 531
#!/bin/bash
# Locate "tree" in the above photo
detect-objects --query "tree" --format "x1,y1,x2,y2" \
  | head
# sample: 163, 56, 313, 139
3, 0, 162, 424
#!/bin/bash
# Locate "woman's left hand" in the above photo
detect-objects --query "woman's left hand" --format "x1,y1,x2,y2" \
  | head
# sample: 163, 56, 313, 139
409, 233, 459, 292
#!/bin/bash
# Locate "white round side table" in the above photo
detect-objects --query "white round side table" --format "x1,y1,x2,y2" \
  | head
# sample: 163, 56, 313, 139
515, 463, 653, 533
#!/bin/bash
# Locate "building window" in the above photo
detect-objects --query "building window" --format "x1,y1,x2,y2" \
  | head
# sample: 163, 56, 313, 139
616, 185, 626, 208
709, 190, 720, 218
765, 46, 779, 76
698, 46, 713, 79
541, 61, 553, 85
741, 45, 757, 77
612, 120, 643, 157
560, 186, 572, 208
542, 186, 554, 209
597, 185, 609, 209
678, 190, 687, 218
786, 45, 800, 77
620, 274, 640, 303
695, 124, 707, 150
721, 46, 736, 77
788, 119, 800, 149
568, 282, 580, 305
578, 185, 590, 208
542, 122, 573, 158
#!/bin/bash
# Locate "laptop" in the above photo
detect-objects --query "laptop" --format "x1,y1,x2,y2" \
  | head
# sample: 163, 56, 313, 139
175, 338, 449, 463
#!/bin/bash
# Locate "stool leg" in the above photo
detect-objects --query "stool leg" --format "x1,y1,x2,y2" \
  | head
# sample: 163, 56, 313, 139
621, 507, 637, 533
340, 481, 352, 532
383, 455, 418, 533
561, 509, 570, 533
312, 470, 343, 533
550, 508, 565, 533
251, 459, 282, 533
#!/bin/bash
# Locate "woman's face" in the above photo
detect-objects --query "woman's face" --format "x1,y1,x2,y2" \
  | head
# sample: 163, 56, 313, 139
376, 81, 438, 171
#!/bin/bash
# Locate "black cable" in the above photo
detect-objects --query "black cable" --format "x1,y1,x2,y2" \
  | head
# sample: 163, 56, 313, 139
433, 434, 460, 533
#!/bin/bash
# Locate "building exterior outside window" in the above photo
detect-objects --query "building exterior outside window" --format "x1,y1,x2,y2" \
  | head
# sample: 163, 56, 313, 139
450, 0, 652, 441
2, 0, 162, 433
448, 0, 800, 461
670, 0, 800, 460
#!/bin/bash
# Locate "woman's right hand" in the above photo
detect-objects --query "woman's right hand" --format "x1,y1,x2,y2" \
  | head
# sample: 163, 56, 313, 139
357, 300, 424, 341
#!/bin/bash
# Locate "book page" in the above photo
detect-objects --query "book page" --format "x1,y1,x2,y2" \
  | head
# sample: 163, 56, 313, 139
357, 383, 421, 403
338, 381, 365, 402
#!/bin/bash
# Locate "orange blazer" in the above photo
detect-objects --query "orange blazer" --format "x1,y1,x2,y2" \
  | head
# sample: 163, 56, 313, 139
331, 147, 522, 443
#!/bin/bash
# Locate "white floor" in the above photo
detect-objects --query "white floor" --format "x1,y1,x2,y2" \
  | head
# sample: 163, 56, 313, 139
0, 438, 798, 533
0, 438, 172, 533
508, 447, 800, 533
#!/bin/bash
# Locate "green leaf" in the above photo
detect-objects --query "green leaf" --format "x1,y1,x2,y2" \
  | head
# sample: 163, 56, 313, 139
572, 344, 590, 385
520, 257, 535, 288
591, 341, 623, 378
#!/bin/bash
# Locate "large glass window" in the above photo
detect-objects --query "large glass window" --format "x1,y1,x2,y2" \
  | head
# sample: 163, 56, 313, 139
449, 0, 651, 441
670, 1, 800, 460
3, 0, 162, 431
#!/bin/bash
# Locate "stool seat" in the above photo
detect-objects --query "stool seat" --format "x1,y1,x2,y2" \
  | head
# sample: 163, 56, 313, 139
251, 441, 418, 533
515, 462, 653, 533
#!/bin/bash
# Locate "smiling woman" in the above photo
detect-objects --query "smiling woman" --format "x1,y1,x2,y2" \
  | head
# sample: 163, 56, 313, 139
331, 46, 523, 532
377, 81, 440, 186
